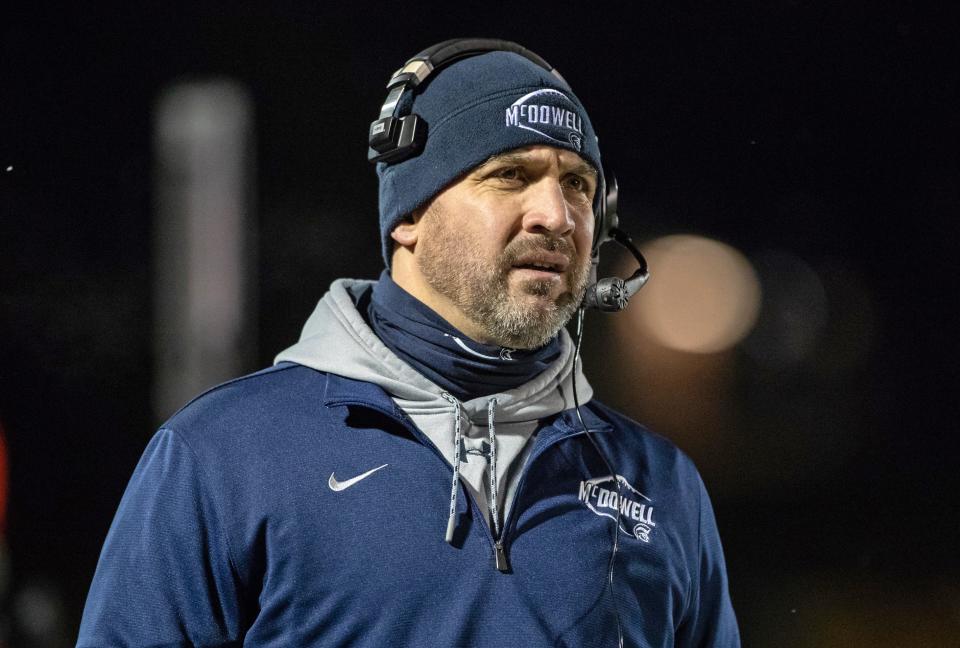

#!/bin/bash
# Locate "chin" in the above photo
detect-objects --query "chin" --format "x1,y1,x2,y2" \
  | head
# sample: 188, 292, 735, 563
513, 277, 566, 300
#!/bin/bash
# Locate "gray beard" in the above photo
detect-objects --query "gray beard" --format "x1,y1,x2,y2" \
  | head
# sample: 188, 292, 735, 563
417, 207, 591, 350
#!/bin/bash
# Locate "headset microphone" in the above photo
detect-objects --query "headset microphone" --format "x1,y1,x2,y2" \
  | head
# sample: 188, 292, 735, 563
583, 175, 651, 311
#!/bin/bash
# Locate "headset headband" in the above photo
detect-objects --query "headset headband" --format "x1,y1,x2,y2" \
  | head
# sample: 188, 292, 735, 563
387, 38, 566, 92
368, 39, 570, 166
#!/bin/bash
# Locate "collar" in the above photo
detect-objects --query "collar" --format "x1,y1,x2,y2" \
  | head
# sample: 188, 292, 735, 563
321, 371, 612, 435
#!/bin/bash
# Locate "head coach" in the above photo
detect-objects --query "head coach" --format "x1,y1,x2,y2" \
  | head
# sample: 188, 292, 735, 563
78, 39, 740, 647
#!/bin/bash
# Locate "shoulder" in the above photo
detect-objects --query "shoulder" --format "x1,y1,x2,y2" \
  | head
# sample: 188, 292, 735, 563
161, 362, 332, 457
585, 399, 702, 481
581, 398, 708, 536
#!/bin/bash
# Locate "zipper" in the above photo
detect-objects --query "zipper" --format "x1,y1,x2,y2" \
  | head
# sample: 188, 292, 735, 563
337, 400, 607, 573
388, 406, 507, 569
496, 419, 608, 563
457, 414, 608, 572
407, 411, 510, 571
477, 417, 597, 572
494, 541, 509, 572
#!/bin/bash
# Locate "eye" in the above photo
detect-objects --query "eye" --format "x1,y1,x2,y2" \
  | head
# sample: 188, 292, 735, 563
492, 166, 525, 183
563, 174, 595, 201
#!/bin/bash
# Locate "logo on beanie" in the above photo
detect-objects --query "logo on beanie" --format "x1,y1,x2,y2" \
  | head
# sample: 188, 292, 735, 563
505, 89, 584, 151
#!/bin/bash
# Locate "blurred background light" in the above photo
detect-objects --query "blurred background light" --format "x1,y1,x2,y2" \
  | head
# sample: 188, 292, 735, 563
595, 234, 762, 477
13, 579, 68, 647
152, 79, 257, 422
631, 234, 762, 354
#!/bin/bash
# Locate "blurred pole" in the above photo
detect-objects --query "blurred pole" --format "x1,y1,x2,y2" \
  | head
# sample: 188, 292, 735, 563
153, 80, 256, 422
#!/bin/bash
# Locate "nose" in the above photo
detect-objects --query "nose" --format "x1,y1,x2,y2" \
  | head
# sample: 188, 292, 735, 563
521, 178, 576, 238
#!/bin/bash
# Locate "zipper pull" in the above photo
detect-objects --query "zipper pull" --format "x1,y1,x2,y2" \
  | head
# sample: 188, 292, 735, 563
494, 541, 510, 572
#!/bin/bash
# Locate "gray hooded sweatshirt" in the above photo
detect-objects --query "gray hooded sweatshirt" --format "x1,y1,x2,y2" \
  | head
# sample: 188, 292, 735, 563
275, 278, 593, 539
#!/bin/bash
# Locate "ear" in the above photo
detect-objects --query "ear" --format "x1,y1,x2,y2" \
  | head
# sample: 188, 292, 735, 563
390, 212, 421, 248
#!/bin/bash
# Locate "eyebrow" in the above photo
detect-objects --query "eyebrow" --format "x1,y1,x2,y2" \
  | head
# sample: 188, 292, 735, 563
481, 152, 598, 178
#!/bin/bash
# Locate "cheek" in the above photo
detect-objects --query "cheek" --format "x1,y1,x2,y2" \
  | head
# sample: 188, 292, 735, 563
475, 211, 518, 253
577, 210, 596, 254
456, 217, 506, 263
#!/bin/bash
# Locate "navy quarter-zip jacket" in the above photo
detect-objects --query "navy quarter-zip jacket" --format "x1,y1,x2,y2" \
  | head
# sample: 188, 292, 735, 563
78, 281, 739, 647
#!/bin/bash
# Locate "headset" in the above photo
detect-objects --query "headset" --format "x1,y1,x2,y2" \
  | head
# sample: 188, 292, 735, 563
367, 38, 650, 314
369, 39, 650, 647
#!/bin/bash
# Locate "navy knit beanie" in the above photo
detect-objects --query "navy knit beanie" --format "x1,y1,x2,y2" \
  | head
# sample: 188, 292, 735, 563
376, 50, 603, 267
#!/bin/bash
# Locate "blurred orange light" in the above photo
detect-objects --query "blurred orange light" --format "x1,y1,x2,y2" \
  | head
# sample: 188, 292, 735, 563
632, 235, 761, 353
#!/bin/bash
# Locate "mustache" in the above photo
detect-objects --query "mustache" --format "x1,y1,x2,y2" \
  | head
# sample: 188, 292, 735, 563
500, 235, 576, 266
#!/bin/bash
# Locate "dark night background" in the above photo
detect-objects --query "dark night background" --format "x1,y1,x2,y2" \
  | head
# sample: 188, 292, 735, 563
2, 2, 959, 646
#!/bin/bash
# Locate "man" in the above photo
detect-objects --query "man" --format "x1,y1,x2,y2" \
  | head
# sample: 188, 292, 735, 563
79, 41, 740, 647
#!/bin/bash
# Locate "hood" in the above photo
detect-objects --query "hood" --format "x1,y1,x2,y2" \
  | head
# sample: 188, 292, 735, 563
274, 278, 593, 422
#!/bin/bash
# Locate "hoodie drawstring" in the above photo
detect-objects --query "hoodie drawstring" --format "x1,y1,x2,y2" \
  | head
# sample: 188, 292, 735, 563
441, 392, 463, 544
487, 397, 500, 539
440, 393, 501, 548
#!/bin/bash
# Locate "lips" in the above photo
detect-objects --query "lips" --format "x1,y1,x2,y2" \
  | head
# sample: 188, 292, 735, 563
510, 251, 570, 273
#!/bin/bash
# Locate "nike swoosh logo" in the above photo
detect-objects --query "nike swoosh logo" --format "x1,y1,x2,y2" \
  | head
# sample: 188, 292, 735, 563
328, 464, 389, 492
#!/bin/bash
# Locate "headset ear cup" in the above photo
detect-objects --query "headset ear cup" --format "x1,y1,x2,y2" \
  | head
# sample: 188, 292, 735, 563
592, 178, 606, 253
592, 205, 605, 254
604, 174, 619, 237
592, 172, 618, 253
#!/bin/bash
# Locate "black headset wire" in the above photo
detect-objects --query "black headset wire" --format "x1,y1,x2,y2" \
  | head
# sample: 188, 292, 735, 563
572, 307, 625, 648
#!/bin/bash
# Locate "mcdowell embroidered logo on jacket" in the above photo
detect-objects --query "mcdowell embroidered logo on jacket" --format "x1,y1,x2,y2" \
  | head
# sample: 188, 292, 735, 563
578, 474, 656, 542
504, 89, 585, 151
